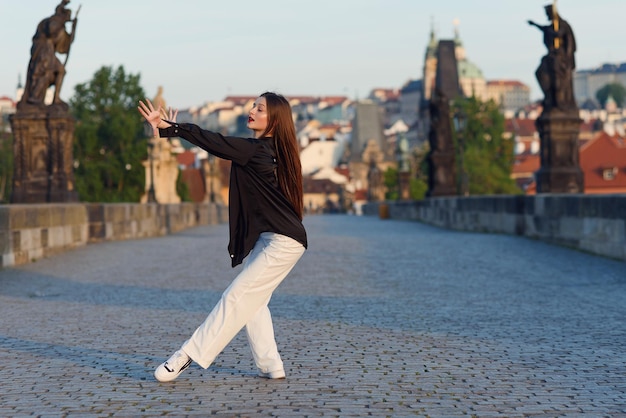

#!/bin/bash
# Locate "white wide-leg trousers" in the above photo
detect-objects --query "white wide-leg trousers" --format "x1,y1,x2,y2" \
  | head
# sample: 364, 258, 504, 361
181, 232, 305, 374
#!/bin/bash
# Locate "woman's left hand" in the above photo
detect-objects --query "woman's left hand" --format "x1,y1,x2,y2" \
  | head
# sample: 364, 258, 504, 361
138, 99, 172, 137
160, 107, 178, 123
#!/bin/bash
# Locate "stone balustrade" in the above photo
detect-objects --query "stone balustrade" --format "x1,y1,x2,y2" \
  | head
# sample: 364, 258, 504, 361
363, 194, 626, 262
0, 202, 227, 267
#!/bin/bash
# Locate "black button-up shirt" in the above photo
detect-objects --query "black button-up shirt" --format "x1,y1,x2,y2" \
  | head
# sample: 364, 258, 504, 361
159, 123, 307, 267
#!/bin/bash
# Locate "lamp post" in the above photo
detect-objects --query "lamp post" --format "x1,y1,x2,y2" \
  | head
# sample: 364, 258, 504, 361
395, 133, 410, 200
453, 110, 469, 196
147, 139, 157, 203
208, 154, 215, 203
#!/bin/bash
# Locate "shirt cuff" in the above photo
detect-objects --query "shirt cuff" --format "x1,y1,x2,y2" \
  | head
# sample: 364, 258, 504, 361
158, 121, 180, 137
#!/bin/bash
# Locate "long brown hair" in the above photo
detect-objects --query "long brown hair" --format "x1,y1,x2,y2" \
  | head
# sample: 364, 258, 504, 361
258, 92, 303, 219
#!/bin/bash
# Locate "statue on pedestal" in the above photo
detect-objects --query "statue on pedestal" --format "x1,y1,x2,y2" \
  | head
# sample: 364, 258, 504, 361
425, 39, 462, 197
528, 2, 584, 193
10, 1, 80, 203
141, 87, 184, 204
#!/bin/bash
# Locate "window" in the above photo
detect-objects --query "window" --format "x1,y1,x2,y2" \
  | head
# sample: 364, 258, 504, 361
602, 167, 618, 181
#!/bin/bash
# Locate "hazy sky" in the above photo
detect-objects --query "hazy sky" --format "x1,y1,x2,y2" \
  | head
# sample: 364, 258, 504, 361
1, 0, 624, 108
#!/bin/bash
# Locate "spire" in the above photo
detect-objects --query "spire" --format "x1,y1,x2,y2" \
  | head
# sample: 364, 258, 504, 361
453, 18, 466, 61
153, 86, 167, 110
453, 18, 462, 46
426, 17, 438, 58
17, 73, 23, 89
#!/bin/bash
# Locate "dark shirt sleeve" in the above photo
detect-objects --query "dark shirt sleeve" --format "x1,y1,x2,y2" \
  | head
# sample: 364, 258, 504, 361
159, 122, 257, 166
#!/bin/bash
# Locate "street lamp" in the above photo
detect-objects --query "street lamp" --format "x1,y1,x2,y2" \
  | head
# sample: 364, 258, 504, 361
147, 139, 157, 203
453, 110, 469, 196
208, 154, 215, 203
395, 133, 410, 200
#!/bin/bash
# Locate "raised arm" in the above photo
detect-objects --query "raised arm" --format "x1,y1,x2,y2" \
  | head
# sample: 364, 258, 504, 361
527, 20, 542, 30
138, 99, 174, 137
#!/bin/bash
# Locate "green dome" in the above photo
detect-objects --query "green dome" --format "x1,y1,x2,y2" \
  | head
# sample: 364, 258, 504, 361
458, 59, 484, 79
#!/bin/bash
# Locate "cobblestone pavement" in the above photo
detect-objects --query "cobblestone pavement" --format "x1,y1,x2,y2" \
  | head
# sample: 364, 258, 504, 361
1, 215, 625, 417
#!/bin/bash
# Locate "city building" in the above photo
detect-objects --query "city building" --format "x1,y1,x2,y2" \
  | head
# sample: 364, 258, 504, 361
574, 62, 626, 106
486, 80, 531, 114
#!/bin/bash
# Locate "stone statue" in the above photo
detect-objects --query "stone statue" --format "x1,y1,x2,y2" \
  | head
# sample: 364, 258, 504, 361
528, 3, 584, 193
528, 3, 577, 110
19, 0, 78, 110
10, 1, 80, 203
396, 134, 410, 173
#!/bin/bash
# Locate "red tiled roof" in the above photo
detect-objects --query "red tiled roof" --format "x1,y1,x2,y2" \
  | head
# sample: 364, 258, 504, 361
487, 80, 529, 88
580, 131, 626, 192
513, 154, 540, 175
302, 177, 342, 194
180, 168, 206, 203
287, 96, 319, 104
319, 96, 349, 106
353, 189, 368, 201
372, 88, 400, 99
177, 150, 196, 168
223, 96, 256, 106
335, 166, 350, 179
505, 118, 537, 137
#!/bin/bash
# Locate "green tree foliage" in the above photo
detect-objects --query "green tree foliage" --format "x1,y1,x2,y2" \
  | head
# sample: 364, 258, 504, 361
70, 65, 147, 202
410, 143, 429, 200
383, 139, 430, 201
383, 166, 400, 200
452, 97, 520, 195
596, 83, 626, 108
176, 171, 191, 202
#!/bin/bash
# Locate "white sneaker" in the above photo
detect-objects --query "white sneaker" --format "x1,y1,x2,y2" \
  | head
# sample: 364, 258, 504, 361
154, 350, 192, 382
258, 369, 286, 379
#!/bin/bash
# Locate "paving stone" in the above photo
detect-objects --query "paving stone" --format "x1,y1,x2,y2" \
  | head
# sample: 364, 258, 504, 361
0, 215, 625, 416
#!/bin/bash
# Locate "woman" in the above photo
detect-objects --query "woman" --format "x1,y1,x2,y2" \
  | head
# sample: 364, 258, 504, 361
138, 92, 307, 382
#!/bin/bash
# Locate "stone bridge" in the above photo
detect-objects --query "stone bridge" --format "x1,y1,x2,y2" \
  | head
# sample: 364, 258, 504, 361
1, 214, 625, 416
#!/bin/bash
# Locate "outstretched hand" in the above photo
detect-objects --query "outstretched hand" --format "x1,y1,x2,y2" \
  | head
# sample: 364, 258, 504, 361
160, 106, 178, 123
138, 99, 175, 137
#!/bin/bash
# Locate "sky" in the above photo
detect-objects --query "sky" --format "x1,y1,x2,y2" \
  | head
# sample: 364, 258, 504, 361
1, 0, 624, 109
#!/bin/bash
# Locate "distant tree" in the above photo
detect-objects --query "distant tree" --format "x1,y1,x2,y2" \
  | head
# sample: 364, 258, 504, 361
70, 66, 147, 202
382, 143, 429, 201
176, 172, 191, 202
410, 143, 429, 200
452, 97, 521, 195
383, 166, 399, 200
596, 83, 626, 108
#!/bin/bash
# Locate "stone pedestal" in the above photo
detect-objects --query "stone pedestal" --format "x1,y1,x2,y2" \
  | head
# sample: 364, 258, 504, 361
535, 108, 584, 193
427, 150, 457, 197
398, 171, 411, 200
140, 137, 181, 204
9, 107, 78, 203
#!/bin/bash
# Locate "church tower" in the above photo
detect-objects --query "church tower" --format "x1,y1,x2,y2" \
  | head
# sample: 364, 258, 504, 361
422, 19, 438, 101
16, 74, 24, 103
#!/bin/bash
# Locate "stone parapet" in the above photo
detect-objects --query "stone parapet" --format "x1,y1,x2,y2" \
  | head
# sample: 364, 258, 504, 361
363, 194, 626, 261
0, 204, 88, 266
0, 202, 227, 267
